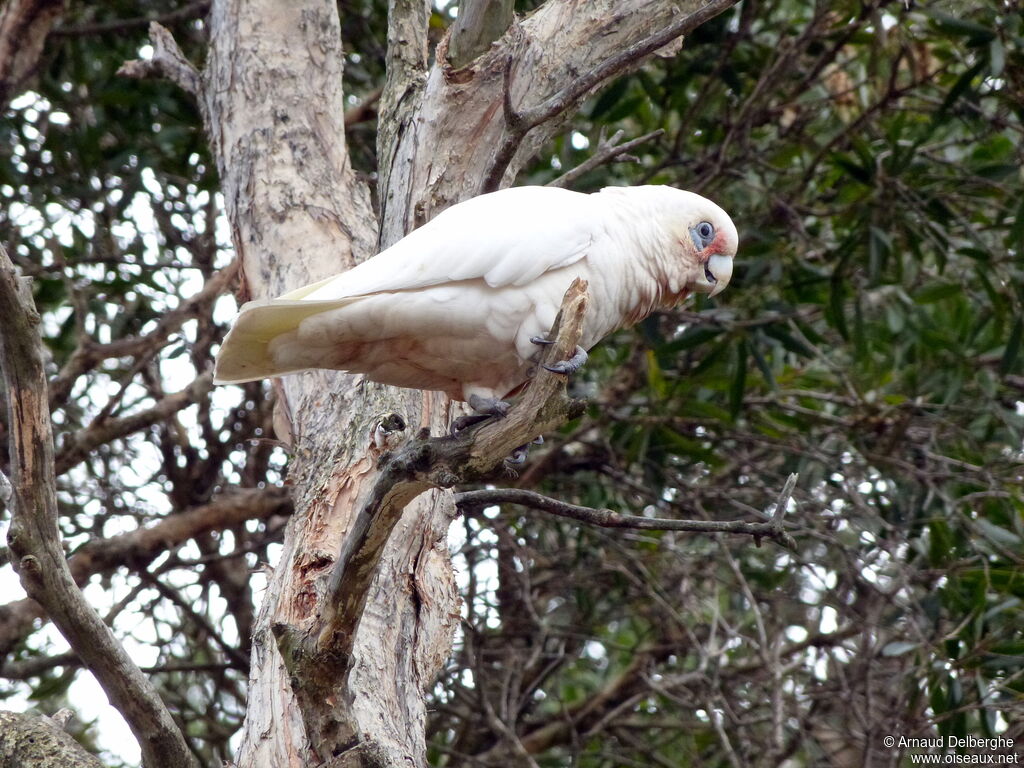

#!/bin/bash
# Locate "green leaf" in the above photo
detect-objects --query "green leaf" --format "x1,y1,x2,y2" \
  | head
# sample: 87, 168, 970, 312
882, 641, 919, 657
1000, 315, 1022, 375
925, 10, 997, 44
729, 338, 748, 419
763, 325, 815, 359
913, 281, 962, 304
974, 519, 1022, 548
932, 60, 986, 124
750, 334, 776, 390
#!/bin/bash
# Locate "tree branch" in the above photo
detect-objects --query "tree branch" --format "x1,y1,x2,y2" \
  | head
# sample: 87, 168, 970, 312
47, 260, 236, 409
547, 128, 664, 188
54, 373, 214, 475
447, 0, 515, 69
481, 0, 739, 191
0, 710, 104, 768
330, 279, 589, 644
117, 21, 201, 99
52, 0, 209, 36
0, 245, 198, 767
454, 480, 797, 549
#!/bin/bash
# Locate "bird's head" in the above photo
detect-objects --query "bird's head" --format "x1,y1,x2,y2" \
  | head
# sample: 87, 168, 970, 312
672, 191, 738, 299
605, 185, 738, 302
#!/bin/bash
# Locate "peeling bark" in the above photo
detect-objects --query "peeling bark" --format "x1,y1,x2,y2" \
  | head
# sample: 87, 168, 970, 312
378, 0, 735, 243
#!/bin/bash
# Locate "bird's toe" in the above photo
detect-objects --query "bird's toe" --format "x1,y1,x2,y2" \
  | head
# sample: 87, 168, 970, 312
542, 345, 588, 375
468, 394, 512, 417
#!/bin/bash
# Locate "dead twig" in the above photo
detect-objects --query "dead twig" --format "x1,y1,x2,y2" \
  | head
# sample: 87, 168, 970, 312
117, 21, 201, 99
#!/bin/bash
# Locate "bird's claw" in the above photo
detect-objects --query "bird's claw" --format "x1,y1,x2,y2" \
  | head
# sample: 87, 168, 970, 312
505, 445, 529, 465
502, 435, 544, 468
450, 413, 489, 435
542, 345, 588, 375
530, 335, 555, 346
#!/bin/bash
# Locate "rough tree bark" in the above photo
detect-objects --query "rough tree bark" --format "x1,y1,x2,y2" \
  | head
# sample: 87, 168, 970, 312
0, 710, 104, 768
0, 0, 65, 107
127, 1, 738, 766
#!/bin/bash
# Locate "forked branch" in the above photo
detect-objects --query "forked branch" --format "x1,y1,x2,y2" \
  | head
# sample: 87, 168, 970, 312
117, 21, 201, 98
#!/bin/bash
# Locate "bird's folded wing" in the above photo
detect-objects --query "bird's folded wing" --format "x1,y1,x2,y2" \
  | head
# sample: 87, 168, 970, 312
294, 186, 598, 301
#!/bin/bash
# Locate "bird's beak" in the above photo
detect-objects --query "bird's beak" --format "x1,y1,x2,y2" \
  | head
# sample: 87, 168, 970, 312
694, 254, 733, 297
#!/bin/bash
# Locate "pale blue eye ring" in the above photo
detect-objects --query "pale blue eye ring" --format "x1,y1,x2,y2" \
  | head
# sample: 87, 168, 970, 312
690, 221, 715, 249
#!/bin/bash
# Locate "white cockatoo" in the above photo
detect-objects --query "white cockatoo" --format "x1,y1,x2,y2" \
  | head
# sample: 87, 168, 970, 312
214, 185, 737, 409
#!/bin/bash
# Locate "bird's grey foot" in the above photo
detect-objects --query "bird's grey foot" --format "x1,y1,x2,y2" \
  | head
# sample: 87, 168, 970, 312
450, 394, 512, 435
530, 335, 555, 346
543, 345, 588, 375
468, 394, 511, 418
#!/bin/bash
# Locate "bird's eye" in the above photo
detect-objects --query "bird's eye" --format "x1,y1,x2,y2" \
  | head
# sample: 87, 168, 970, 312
690, 221, 716, 250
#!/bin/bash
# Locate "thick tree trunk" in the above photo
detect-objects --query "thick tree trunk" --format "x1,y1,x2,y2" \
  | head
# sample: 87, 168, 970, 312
194, 1, 735, 765
201, 2, 457, 765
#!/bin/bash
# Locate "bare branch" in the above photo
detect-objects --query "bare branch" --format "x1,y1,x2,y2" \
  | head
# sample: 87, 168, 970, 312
0, 245, 198, 767
454, 487, 796, 548
47, 260, 237, 408
333, 279, 587, 646
547, 128, 664, 188
772, 472, 798, 527
53, 0, 209, 36
0, 710, 104, 767
1, 651, 78, 680
55, 373, 214, 475
117, 21, 201, 98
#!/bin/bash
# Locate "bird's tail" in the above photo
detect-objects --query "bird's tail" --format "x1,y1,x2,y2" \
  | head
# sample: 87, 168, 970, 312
213, 298, 349, 384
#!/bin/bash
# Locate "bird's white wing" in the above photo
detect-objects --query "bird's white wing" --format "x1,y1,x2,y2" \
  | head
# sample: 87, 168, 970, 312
290, 186, 599, 302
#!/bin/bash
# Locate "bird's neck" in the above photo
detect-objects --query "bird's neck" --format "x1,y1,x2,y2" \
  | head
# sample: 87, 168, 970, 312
606, 198, 692, 321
